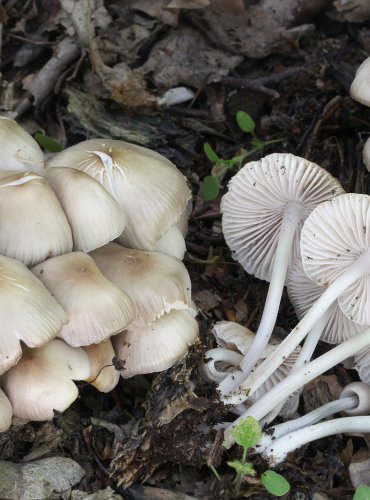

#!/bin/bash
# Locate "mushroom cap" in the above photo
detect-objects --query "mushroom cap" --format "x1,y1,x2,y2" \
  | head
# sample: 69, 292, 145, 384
0, 339, 91, 421
0, 170, 73, 266
301, 193, 370, 325
353, 345, 370, 385
0, 255, 68, 375
350, 57, 370, 107
151, 223, 186, 260
43, 167, 126, 252
211, 321, 301, 404
32, 252, 135, 347
0, 388, 12, 432
0, 117, 44, 173
363, 136, 370, 172
221, 153, 344, 281
112, 309, 199, 377
83, 340, 120, 393
90, 242, 194, 328
341, 382, 370, 416
46, 138, 191, 252
287, 258, 365, 344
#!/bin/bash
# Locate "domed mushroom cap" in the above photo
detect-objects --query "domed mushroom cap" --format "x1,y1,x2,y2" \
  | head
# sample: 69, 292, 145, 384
211, 321, 300, 404
301, 193, 370, 325
0, 171, 73, 266
0, 255, 68, 375
0, 388, 12, 432
43, 167, 126, 252
83, 340, 120, 393
0, 117, 44, 173
350, 57, 370, 107
46, 138, 191, 253
363, 137, 370, 172
221, 153, 344, 281
32, 252, 135, 347
112, 309, 199, 378
287, 258, 365, 344
0, 339, 91, 421
90, 242, 194, 328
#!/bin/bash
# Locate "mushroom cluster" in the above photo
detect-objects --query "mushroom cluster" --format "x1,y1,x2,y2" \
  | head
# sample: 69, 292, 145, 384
0, 117, 199, 431
203, 151, 370, 458
350, 57, 370, 171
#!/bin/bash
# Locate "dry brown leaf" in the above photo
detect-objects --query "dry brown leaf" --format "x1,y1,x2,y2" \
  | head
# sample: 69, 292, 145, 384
143, 27, 243, 89
333, 0, 370, 22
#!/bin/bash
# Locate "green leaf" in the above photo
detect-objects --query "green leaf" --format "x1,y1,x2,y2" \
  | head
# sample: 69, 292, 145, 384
261, 470, 291, 497
203, 142, 220, 163
236, 111, 255, 134
227, 460, 256, 477
354, 485, 370, 500
250, 137, 265, 151
34, 133, 64, 153
203, 175, 220, 201
231, 417, 263, 450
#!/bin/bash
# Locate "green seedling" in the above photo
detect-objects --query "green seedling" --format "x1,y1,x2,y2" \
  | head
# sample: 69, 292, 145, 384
203, 111, 282, 201
354, 484, 370, 500
225, 417, 290, 496
34, 133, 64, 153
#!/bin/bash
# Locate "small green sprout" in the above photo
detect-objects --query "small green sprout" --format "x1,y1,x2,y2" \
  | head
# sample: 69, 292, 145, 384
34, 133, 64, 153
354, 484, 370, 500
203, 111, 283, 201
224, 417, 290, 497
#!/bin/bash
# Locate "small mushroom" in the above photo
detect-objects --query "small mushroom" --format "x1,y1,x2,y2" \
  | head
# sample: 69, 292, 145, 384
83, 340, 120, 393
0, 117, 44, 173
219, 153, 343, 397
0, 388, 12, 432
32, 252, 135, 347
90, 242, 194, 328
0, 254, 68, 375
112, 309, 199, 377
350, 57, 370, 107
43, 167, 126, 252
0, 170, 73, 266
46, 138, 191, 258
231, 193, 370, 405
0, 339, 91, 421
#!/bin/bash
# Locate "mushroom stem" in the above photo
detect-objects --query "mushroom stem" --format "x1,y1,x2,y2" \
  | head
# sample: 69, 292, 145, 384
293, 310, 331, 370
204, 348, 242, 383
219, 206, 301, 396
223, 326, 370, 448
224, 254, 370, 405
262, 416, 370, 466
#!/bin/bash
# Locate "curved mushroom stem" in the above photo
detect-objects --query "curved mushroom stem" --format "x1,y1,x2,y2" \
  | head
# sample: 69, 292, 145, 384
258, 394, 358, 453
224, 255, 370, 405
262, 416, 370, 466
223, 326, 370, 448
203, 348, 242, 383
218, 206, 301, 396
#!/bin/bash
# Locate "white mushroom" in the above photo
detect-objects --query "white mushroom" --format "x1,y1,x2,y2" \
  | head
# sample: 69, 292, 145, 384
83, 340, 120, 393
32, 252, 135, 347
43, 167, 126, 252
0, 171, 73, 266
350, 57, 370, 107
46, 138, 191, 258
219, 153, 343, 397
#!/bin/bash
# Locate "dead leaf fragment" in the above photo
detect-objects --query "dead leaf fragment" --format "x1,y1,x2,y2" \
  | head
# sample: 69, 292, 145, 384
143, 27, 242, 89
333, 0, 370, 22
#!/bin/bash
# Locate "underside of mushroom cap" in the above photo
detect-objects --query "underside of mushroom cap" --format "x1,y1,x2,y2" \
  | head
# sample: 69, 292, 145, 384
0, 117, 44, 173
90, 242, 193, 327
301, 193, 370, 325
0, 340, 91, 421
44, 167, 126, 252
46, 138, 191, 251
221, 153, 344, 281
32, 252, 136, 347
0, 255, 68, 375
112, 309, 199, 378
287, 258, 365, 344
0, 171, 73, 266
350, 57, 370, 107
